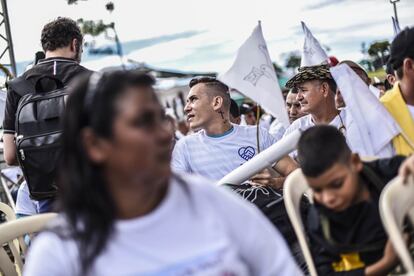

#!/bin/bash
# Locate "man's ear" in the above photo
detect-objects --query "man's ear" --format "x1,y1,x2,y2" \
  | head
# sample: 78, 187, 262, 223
403, 58, 414, 76
212, 95, 224, 111
70, 38, 77, 52
81, 128, 111, 164
321, 82, 330, 97
351, 153, 363, 172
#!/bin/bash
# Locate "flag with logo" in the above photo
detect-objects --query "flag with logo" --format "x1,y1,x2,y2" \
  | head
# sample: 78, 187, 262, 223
300, 21, 329, 67
330, 64, 400, 157
218, 22, 289, 127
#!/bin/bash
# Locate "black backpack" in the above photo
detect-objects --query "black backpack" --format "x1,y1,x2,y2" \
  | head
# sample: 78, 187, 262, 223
223, 183, 309, 245
10, 76, 67, 200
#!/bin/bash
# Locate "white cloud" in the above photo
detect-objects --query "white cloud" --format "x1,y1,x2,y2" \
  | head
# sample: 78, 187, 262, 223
7, 0, 414, 73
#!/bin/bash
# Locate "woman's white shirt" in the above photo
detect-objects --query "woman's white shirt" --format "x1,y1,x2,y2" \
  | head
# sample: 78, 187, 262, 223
24, 174, 302, 276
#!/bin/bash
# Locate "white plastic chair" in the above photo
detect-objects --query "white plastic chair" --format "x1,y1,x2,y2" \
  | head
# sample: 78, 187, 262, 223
379, 175, 414, 273
0, 167, 26, 211
0, 213, 57, 276
284, 168, 317, 276
0, 202, 15, 222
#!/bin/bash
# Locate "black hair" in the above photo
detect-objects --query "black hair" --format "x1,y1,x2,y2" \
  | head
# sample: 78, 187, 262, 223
41, 17, 83, 52
386, 59, 398, 84
297, 125, 351, 177
57, 70, 155, 274
189, 76, 230, 110
396, 67, 403, 80
229, 99, 240, 118
386, 61, 394, 75
390, 27, 414, 79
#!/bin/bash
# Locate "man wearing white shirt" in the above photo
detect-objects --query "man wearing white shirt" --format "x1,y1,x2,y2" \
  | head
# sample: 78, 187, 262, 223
269, 88, 305, 140
283, 65, 345, 158
172, 76, 297, 188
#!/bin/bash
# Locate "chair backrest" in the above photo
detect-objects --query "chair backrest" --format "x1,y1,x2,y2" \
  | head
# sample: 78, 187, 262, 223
379, 175, 414, 272
284, 168, 317, 276
0, 213, 57, 276
0, 202, 15, 222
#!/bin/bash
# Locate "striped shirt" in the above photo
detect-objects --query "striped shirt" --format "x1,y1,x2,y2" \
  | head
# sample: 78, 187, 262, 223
171, 124, 277, 181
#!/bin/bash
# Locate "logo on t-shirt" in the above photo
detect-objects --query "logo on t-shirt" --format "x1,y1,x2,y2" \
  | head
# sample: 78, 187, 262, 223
238, 146, 255, 161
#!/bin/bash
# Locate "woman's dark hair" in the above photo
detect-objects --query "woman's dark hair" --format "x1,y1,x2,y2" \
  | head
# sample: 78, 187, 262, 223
57, 70, 155, 274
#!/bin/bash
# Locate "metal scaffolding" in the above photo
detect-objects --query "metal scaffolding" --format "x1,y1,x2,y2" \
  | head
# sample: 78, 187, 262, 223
0, 0, 16, 78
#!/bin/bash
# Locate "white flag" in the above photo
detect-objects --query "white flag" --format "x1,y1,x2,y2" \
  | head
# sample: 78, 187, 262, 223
330, 64, 400, 156
301, 21, 329, 67
392, 16, 401, 37
369, 84, 381, 98
218, 22, 289, 127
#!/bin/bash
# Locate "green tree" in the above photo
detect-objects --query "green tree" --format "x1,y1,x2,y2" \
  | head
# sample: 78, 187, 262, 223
367, 40, 390, 67
272, 62, 283, 77
77, 19, 110, 36
285, 53, 301, 70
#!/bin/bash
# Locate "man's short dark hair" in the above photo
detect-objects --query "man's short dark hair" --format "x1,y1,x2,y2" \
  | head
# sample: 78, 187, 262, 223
389, 26, 414, 79
386, 61, 394, 75
297, 125, 351, 177
229, 99, 240, 118
41, 17, 83, 52
189, 76, 230, 110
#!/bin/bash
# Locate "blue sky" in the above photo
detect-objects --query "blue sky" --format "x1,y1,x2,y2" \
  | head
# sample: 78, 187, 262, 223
7, 0, 414, 75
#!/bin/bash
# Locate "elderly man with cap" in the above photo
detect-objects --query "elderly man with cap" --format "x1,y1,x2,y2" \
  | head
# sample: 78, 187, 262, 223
283, 64, 346, 158
381, 26, 414, 156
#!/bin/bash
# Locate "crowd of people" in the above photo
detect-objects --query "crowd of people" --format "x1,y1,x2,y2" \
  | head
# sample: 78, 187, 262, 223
2, 16, 414, 275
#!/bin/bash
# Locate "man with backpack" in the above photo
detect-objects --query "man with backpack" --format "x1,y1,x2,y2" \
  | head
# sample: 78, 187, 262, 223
3, 17, 91, 212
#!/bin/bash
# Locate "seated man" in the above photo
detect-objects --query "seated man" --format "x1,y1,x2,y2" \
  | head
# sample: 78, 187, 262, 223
172, 76, 297, 188
297, 125, 405, 275
269, 87, 305, 140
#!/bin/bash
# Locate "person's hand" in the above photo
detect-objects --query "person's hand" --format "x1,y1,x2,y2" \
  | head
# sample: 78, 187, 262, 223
250, 168, 272, 185
365, 239, 401, 276
250, 169, 284, 189
399, 155, 414, 184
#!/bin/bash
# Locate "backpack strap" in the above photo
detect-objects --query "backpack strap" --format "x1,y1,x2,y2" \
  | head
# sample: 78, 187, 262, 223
34, 76, 64, 93
320, 214, 385, 253
6, 78, 35, 97
7, 75, 64, 97
361, 163, 387, 192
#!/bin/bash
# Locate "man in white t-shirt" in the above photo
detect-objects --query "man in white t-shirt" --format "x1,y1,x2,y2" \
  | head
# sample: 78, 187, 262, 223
283, 65, 345, 158
172, 76, 297, 188
269, 88, 305, 140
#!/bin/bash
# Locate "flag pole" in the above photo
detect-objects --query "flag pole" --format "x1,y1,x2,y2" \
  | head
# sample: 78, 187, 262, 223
256, 104, 261, 153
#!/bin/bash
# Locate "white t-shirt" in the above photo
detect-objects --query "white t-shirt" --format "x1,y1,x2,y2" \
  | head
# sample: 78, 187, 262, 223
284, 109, 395, 158
15, 182, 38, 216
268, 118, 286, 141
24, 174, 301, 276
283, 111, 346, 158
283, 111, 346, 138
408, 105, 414, 120
171, 124, 277, 181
